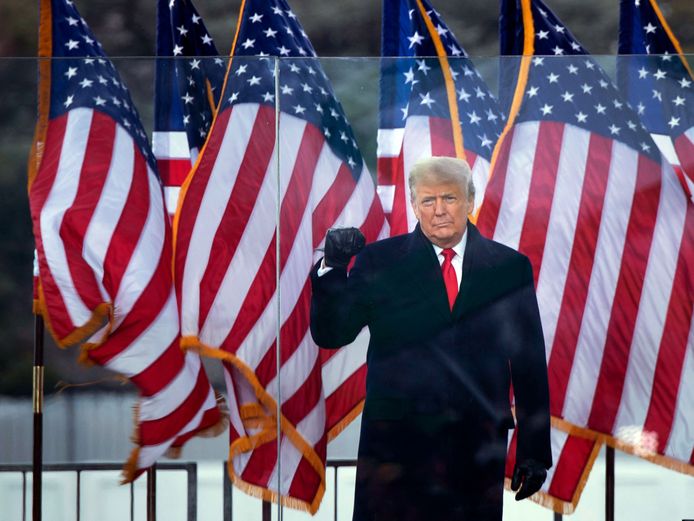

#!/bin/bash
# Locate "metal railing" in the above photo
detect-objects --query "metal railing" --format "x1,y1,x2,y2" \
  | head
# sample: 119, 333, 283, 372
0, 462, 197, 521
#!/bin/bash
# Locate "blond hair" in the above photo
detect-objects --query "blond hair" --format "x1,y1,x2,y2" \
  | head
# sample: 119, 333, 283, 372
408, 156, 475, 202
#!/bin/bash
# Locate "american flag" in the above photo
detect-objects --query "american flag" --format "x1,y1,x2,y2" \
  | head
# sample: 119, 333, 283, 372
480, 0, 694, 510
618, 0, 694, 199
154, 0, 226, 214
28, 0, 224, 482
378, 0, 505, 235
173, 0, 388, 511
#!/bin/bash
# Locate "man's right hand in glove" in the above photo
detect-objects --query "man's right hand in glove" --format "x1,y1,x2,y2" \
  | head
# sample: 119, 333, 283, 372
323, 227, 365, 269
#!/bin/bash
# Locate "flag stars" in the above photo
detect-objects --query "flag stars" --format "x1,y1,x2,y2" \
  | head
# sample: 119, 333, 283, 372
644, 22, 657, 34
567, 64, 578, 74
595, 103, 606, 114
653, 69, 666, 80
561, 91, 574, 102
608, 124, 621, 135
64, 95, 74, 107
340, 131, 349, 142
315, 103, 323, 113
554, 24, 565, 34
679, 77, 691, 88
173, 44, 184, 56
79, 78, 93, 88
537, 30, 549, 40
613, 99, 623, 109
177, 25, 188, 37
278, 45, 290, 56
347, 157, 356, 169
474, 86, 486, 98
527, 86, 539, 98
652, 89, 662, 101
486, 109, 498, 122
408, 31, 424, 48
404, 67, 417, 85
436, 24, 448, 36
65, 16, 79, 26
547, 72, 559, 83
97, 75, 108, 85
289, 63, 301, 73
673, 96, 685, 106
638, 67, 648, 79
637, 102, 645, 114
293, 104, 306, 115
668, 116, 680, 128
576, 111, 588, 123
458, 88, 470, 102
552, 45, 564, 56
627, 120, 637, 131
449, 45, 462, 56
182, 92, 194, 104
241, 38, 255, 49
281, 84, 294, 95
64, 67, 78, 79
190, 59, 201, 69
249, 12, 263, 23
581, 83, 592, 94
301, 82, 313, 93
228, 92, 239, 104
94, 96, 106, 106
83, 35, 94, 45
480, 134, 492, 148
65, 39, 79, 50
585, 60, 595, 70
416, 59, 431, 75
264, 27, 278, 38
419, 92, 435, 108
533, 57, 544, 66
191, 13, 201, 24
183, 114, 190, 125
323, 127, 331, 138
570, 41, 581, 51
540, 104, 553, 115
235, 64, 248, 75
201, 34, 213, 45
247, 75, 261, 86
468, 111, 481, 125
640, 142, 651, 152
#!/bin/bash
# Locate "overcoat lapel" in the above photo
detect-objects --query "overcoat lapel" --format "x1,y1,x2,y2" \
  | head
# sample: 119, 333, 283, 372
402, 225, 452, 322
452, 222, 487, 320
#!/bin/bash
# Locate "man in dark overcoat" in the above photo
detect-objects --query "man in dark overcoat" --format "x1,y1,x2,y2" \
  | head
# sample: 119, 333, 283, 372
310, 156, 552, 521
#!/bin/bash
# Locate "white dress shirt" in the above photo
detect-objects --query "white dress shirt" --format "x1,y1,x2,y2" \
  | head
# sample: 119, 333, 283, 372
431, 230, 467, 286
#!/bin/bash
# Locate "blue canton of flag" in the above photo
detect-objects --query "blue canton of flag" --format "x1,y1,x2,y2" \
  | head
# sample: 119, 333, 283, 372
216, 0, 363, 174
154, 0, 227, 212
155, 0, 225, 152
618, 0, 694, 194
508, 1, 660, 163
380, 0, 504, 161
51, 0, 155, 171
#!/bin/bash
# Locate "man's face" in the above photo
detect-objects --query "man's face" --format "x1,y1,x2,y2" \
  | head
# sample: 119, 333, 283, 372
411, 179, 473, 248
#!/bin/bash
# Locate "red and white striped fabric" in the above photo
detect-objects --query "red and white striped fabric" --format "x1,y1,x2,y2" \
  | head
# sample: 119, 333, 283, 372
174, 0, 387, 511
29, 0, 224, 482
483, 0, 694, 502
175, 102, 387, 511
152, 131, 199, 215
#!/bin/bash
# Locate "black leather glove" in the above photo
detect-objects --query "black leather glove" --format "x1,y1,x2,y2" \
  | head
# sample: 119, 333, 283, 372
324, 227, 365, 268
511, 459, 547, 501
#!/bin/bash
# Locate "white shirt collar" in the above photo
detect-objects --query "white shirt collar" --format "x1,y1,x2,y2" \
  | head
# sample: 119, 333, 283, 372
431, 227, 467, 259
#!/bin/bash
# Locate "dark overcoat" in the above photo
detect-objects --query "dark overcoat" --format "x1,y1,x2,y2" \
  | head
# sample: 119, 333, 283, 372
310, 222, 552, 521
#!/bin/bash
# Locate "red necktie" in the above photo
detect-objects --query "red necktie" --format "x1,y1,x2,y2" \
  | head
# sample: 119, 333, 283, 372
441, 248, 458, 310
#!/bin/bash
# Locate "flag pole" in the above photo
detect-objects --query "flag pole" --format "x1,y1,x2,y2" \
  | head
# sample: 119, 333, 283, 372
32, 313, 45, 521
605, 445, 615, 521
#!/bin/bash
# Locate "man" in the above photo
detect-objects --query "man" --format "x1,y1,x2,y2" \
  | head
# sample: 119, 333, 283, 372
311, 157, 551, 521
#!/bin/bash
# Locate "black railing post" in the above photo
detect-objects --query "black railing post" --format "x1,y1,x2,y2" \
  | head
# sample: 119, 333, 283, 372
32, 314, 45, 521
262, 500, 271, 521
147, 466, 156, 521
223, 462, 232, 521
606, 445, 615, 521
187, 463, 197, 521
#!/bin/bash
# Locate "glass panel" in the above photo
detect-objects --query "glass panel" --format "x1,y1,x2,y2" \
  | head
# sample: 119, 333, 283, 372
1, 53, 692, 521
